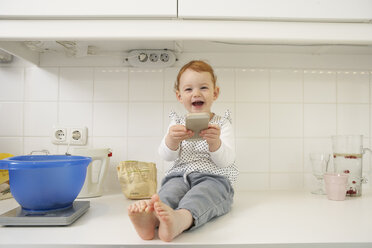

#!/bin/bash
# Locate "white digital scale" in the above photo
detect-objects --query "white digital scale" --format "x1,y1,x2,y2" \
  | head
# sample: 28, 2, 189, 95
0, 201, 89, 226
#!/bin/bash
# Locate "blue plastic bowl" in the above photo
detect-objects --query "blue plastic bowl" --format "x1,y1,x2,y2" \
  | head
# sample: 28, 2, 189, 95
0, 155, 91, 212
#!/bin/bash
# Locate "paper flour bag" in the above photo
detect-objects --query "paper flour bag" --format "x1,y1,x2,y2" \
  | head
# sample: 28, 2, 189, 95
117, 160, 157, 199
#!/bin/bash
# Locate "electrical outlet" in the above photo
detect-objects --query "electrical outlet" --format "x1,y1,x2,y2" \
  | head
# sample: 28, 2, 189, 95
160, 52, 169, 62
149, 53, 158, 62
69, 127, 87, 145
51, 126, 87, 145
52, 126, 68, 144
138, 52, 148, 62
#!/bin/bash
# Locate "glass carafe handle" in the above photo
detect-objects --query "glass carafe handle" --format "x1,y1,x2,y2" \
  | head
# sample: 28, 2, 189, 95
362, 148, 370, 184
363, 148, 372, 154
361, 177, 368, 184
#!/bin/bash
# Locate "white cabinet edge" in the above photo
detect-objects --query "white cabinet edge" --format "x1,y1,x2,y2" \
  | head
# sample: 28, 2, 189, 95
1, 20, 371, 44
178, 0, 372, 22
0, 0, 177, 18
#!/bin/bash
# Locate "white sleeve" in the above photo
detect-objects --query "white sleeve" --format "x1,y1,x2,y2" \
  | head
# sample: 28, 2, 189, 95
209, 121, 235, 168
158, 120, 180, 161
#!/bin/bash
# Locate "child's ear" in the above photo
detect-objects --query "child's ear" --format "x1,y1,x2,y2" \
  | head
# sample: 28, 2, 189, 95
213, 86, 220, 100
176, 90, 183, 102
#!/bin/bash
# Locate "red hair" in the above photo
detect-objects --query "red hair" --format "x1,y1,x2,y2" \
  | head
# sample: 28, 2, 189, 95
175, 60, 217, 92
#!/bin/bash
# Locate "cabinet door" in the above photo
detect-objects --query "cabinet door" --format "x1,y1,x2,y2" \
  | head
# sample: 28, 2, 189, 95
0, 0, 177, 18
178, 0, 372, 22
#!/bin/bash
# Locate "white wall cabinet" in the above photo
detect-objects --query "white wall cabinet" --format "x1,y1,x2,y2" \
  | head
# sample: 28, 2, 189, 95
1, 0, 372, 66
178, 0, 372, 22
0, 0, 177, 19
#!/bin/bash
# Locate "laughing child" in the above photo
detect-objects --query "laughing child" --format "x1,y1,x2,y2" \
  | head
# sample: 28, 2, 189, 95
128, 60, 238, 242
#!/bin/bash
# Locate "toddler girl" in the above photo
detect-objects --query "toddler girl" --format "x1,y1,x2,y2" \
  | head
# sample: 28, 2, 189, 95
128, 60, 238, 242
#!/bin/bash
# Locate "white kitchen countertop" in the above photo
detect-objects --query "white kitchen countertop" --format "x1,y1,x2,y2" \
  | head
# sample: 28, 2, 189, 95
0, 190, 372, 248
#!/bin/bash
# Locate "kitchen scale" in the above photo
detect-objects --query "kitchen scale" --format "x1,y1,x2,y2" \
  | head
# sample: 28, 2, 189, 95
0, 201, 89, 226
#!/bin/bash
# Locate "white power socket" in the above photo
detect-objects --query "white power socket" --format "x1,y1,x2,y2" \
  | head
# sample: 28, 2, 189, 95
52, 126, 87, 145
126, 49, 176, 68
53, 127, 67, 143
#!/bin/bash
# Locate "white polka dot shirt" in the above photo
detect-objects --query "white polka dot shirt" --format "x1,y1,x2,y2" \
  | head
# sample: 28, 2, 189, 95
158, 110, 239, 184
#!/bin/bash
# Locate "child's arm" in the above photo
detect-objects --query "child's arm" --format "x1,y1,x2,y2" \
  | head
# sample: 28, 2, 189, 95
158, 121, 193, 161
202, 121, 235, 167
158, 136, 179, 161
199, 124, 221, 152
165, 125, 193, 150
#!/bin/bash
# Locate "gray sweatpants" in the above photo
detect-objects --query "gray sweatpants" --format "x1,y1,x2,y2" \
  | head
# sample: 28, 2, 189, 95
158, 172, 234, 230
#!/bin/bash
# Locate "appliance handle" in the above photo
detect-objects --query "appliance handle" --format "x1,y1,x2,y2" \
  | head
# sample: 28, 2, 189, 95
29, 150, 50, 155
89, 155, 109, 186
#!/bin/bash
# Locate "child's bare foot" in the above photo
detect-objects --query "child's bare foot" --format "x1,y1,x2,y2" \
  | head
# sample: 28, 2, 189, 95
152, 194, 193, 242
128, 200, 158, 240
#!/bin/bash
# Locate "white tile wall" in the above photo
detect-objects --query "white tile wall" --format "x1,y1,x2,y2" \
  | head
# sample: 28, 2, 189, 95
235, 69, 269, 102
128, 69, 163, 102
270, 173, 303, 190
0, 68, 24, 101
0, 137, 23, 155
59, 102, 93, 132
236, 103, 270, 137
304, 104, 337, 137
0, 103, 23, 136
1, 63, 371, 193
128, 102, 163, 136
215, 68, 235, 102
337, 104, 370, 136
303, 71, 336, 103
237, 173, 270, 191
93, 102, 127, 137
235, 138, 270, 172
270, 70, 303, 103
270, 104, 303, 137
337, 71, 369, 103
59, 68, 94, 101
270, 138, 303, 172
93, 68, 128, 102
163, 67, 178, 102
24, 102, 58, 136
24, 67, 58, 101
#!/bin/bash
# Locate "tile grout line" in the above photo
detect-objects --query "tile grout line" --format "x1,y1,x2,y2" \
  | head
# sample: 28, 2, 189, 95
367, 71, 370, 172
301, 69, 305, 189
161, 68, 165, 176
335, 72, 339, 137
268, 69, 272, 190
22, 67, 25, 155
56, 67, 61, 154
91, 68, 95, 148
126, 69, 130, 161
232, 68, 237, 188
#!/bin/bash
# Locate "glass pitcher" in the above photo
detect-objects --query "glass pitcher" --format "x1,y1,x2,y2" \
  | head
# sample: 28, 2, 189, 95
331, 135, 369, 197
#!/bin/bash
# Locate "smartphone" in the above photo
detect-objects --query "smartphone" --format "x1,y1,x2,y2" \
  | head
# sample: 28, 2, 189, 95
185, 112, 210, 140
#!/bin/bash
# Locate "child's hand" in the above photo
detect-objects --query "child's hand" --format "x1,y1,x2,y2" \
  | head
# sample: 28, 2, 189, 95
165, 124, 193, 150
200, 124, 221, 152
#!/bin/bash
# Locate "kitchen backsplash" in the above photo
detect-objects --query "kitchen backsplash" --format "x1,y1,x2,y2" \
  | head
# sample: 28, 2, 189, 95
0, 55, 371, 193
